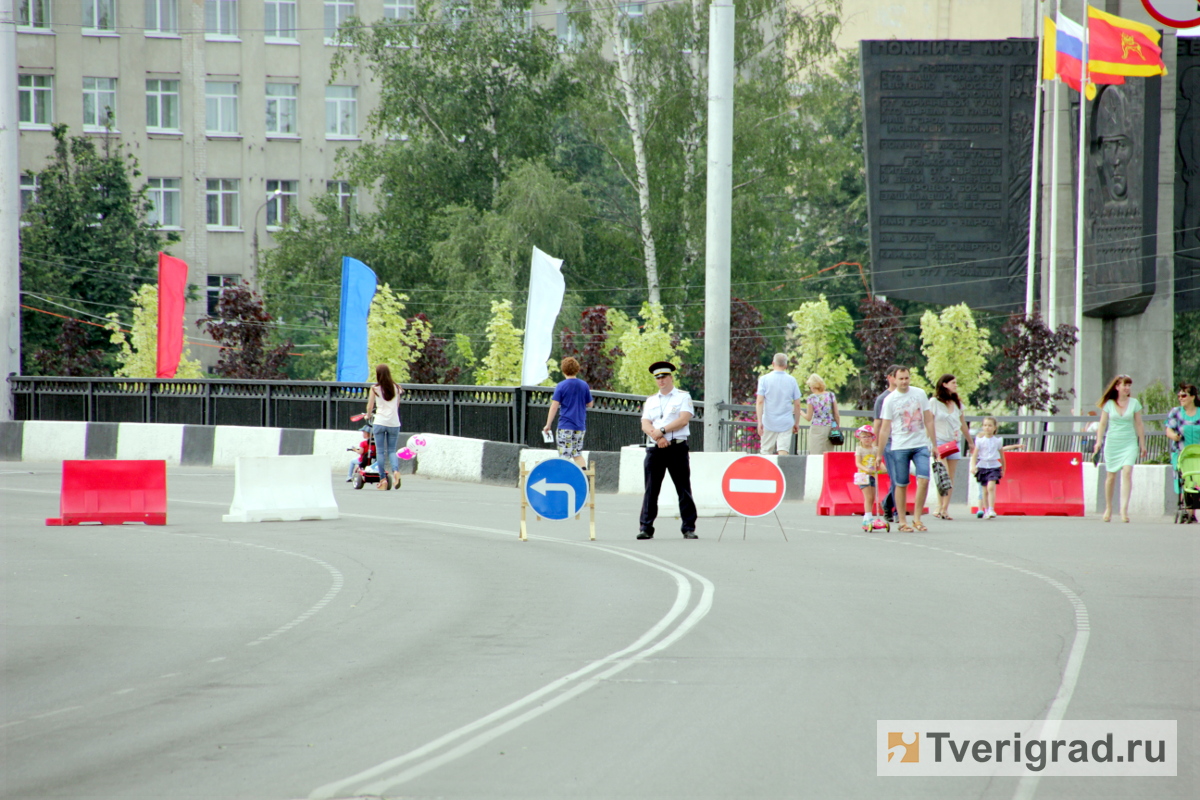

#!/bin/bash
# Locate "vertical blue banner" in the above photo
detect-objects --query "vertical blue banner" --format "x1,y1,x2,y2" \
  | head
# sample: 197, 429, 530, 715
336, 256, 377, 383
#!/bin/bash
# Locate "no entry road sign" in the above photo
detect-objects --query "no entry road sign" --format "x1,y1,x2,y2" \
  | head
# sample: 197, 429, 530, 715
524, 458, 589, 520
721, 456, 786, 517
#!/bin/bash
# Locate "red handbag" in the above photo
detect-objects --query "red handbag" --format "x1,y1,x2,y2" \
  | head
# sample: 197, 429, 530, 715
936, 441, 959, 458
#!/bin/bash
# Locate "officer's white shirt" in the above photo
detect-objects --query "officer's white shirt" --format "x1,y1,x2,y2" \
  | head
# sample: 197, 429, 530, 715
641, 387, 694, 441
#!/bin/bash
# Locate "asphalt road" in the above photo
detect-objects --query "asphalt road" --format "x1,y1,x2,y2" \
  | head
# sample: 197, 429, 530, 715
1, 463, 1196, 800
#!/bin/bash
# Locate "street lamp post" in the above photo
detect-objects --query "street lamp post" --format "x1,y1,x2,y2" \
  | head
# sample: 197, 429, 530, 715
251, 188, 283, 287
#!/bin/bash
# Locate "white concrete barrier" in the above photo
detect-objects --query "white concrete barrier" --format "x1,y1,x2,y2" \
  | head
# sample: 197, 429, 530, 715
410, 433, 483, 483
24, 421, 87, 462
223, 455, 339, 523
1083, 463, 1173, 517
806, 455, 824, 505
117, 423, 184, 465
213, 426, 282, 468
616, 446, 739, 518
313, 429, 365, 472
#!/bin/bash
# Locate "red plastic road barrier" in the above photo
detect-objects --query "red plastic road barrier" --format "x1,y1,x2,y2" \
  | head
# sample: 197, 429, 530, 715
987, 452, 1084, 517
46, 460, 168, 526
817, 451, 925, 516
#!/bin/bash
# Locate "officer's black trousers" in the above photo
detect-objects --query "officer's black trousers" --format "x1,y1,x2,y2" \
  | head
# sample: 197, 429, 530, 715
639, 442, 698, 534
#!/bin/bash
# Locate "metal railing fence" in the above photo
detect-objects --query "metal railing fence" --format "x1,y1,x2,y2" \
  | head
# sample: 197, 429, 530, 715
717, 404, 1173, 463
7, 376, 705, 452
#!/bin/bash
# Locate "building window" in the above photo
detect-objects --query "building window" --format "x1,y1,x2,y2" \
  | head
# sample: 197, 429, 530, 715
205, 0, 238, 37
206, 179, 239, 228
325, 86, 357, 138
84, 0, 116, 32
205, 81, 238, 134
324, 0, 354, 40
264, 0, 297, 40
383, 0, 414, 20
207, 274, 239, 316
145, 0, 179, 34
147, 178, 182, 228
83, 77, 117, 130
20, 174, 39, 216
18, 75, 54, 127
557, 7, 581, 48
327, 180, 355, 223
265, 83, 298, 135
18, 0, 51, 29
146, 79, 181, 132
265, 180, 298, 228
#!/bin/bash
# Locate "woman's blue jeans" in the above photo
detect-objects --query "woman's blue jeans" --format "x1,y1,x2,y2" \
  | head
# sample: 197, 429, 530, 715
372, 424, 401, 482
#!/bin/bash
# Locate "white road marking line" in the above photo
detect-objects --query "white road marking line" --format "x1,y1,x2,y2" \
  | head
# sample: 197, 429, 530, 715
0, 720, 28, 730
30, 706, 85, 720
805, 524, 1089, 800
309, 524, 714, 800
728, 478, 778, 494
113, 688, 136, 695
159, 673, 181, 679
206, 657, 227, 663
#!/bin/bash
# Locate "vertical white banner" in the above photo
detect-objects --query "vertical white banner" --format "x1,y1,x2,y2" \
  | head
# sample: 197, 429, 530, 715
520, 246, 565, 387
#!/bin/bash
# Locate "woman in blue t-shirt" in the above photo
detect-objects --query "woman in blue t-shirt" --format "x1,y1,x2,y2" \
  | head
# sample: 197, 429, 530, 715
543, 357, 594, 467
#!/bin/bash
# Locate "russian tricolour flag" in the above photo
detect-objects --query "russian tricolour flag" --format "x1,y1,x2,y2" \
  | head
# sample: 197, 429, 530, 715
1054, 12, 1087, 91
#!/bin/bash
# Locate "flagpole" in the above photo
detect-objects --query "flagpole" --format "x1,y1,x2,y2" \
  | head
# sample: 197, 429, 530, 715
1025, 0, 1045, 320
1072, 10, 1089, 416
1047, 79, 1060, 332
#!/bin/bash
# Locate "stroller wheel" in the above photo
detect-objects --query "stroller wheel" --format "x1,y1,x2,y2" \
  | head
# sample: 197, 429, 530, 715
353, 474, 365, 490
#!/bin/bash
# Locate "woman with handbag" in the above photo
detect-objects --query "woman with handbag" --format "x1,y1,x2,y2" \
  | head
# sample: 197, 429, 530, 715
364, 364, 404, 491
803, 374, 842, 454
931, 374, 974, 520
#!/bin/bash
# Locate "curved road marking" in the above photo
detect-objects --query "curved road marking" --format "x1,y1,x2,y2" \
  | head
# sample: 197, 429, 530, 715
310, 516, 715, 800
814, 528, 1090, 800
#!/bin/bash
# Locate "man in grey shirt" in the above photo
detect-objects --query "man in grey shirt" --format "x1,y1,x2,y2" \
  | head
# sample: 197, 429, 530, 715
873, 364, 901, 521
756, 353, 803, 455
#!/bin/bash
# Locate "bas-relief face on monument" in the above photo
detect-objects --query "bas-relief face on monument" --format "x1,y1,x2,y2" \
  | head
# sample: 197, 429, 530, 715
1096, 86, 1131, 203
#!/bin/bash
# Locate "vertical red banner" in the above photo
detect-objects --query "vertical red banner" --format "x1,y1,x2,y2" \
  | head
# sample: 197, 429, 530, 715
156, 252, 188, 378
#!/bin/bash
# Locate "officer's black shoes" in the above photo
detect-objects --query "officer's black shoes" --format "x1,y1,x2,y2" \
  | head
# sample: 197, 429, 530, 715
637, 531, 654, 540
682, 531, 698, 539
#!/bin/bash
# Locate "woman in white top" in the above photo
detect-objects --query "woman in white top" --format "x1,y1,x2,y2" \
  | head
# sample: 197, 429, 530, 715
365, 364, 404, 491
931, 374, 974, 520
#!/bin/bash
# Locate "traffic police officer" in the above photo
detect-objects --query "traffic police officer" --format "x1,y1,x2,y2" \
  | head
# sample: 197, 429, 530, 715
638, 361, 698, 539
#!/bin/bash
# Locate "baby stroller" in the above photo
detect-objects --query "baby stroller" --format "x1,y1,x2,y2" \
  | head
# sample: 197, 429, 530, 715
351, 428, 382, 490
1174, 443, 1200, 524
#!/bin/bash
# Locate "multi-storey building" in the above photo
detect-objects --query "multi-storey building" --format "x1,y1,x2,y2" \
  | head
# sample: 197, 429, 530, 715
14, 0, 1025, 371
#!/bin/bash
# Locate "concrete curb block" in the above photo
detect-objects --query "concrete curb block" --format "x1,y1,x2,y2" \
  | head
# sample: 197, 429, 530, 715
25, 421, 87, 462
0, 421, 24, 461
117, 423, 185, 465
213, 426, 282, 468
410, 433, 483, 483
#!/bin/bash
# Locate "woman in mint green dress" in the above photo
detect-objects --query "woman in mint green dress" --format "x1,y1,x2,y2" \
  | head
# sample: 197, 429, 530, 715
1092, 374, 1147, 523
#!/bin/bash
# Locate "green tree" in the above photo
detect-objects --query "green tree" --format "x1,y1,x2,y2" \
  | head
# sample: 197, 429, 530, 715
20, 125, 178, 374
920, 304, 992, 404
569, 0, 841, 316
615, 303, 691, 396
365, 285, 433, 383
477, 299, 524, 386
105, 284, 203, 378
785, 294, 856, 392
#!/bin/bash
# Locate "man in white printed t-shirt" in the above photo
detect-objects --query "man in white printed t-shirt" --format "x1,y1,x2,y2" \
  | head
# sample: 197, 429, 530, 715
874, 366, 939, 532
755, 353, 803, 455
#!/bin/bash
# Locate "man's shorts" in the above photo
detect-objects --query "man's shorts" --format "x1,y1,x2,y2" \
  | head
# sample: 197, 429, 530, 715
890, 446, 931, 487
556, 429, 586, 458
760, 429, 793, 454
975, 467, 1003, 485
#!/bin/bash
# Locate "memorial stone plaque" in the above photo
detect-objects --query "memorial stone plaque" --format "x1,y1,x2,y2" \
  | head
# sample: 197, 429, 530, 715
861, 40, 1037, 310
1080, 78, 1160, 318
1176, 37, 1200, 314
